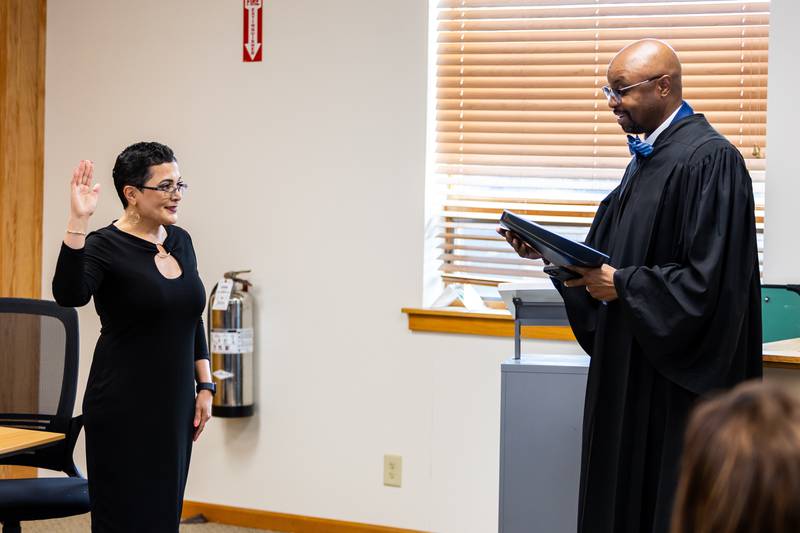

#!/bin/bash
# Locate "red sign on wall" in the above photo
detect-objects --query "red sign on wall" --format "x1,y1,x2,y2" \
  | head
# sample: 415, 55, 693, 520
243, 0, 263, 62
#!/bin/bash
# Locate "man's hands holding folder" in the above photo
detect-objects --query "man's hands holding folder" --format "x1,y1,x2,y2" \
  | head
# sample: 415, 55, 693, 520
564, 265, 619, 302
497, 228, 545, 261
498, 228, 618, 302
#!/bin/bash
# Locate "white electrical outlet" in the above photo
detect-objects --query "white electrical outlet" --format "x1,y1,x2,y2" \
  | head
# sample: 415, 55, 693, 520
383, 454, 402, 488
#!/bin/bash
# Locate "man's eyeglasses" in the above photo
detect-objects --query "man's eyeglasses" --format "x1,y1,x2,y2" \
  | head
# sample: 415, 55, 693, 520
602, 75, 665, 102
139, 182, 188, 195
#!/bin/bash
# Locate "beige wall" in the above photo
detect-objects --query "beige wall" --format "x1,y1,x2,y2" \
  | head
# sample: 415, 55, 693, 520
762, 0, 800, 393
763, 0, 799, 284
41, 1, 799, 532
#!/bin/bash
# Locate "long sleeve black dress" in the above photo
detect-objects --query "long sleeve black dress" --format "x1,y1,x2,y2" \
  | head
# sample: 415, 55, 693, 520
52, 223, 208, 533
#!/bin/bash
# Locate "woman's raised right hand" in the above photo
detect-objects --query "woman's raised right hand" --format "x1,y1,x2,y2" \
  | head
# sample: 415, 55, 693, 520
70, 160, 101, 219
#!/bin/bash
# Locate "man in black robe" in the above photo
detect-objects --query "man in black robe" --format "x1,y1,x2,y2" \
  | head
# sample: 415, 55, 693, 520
500, 39, 762, 533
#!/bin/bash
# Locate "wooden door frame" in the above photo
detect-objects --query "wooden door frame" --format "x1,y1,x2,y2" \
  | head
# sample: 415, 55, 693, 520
0, 0, 47, 479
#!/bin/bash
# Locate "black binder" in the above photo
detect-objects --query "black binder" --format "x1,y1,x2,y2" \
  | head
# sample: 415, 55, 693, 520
499, 210, 609, 281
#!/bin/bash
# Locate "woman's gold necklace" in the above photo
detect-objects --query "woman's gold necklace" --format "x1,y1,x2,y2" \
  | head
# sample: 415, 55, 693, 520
155, 242, 170, 259
120, 217, 169, 258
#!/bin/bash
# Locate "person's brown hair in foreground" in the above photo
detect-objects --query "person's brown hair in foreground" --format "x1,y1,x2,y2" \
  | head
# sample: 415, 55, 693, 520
671, 381, 800, 533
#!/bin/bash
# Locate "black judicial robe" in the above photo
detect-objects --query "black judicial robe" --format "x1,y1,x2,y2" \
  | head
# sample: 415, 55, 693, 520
558, 114, 762, 533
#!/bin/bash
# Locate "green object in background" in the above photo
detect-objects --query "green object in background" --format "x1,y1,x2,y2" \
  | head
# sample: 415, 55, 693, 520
761, 285, 800, 343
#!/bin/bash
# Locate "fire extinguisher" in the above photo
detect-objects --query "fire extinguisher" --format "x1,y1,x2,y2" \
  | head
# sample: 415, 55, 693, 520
207, 270, 254, 417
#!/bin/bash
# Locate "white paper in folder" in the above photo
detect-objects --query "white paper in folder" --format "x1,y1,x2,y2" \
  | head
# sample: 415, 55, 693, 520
498, 281, 563, 318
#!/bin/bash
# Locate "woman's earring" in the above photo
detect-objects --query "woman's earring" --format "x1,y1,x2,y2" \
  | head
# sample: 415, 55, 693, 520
128, 208, 141, 225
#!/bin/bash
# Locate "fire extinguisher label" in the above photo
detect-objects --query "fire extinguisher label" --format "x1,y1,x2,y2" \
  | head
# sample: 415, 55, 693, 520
212, 278, 235, 310
211, 328, 254, 354
213, 369, 235, 380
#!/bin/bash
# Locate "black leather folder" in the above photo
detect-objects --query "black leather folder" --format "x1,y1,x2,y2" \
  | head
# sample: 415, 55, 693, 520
499, 210, 609, 281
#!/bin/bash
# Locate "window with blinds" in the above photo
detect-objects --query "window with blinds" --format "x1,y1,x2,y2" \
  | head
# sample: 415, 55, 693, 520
430, 0, 768, 291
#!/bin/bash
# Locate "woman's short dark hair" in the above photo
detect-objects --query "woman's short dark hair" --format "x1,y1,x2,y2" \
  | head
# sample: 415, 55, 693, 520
671, 380, 800, 533
112, 142, 177, 207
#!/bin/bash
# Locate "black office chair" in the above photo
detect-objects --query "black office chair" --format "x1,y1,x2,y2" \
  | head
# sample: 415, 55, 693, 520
0, 298, 89, 533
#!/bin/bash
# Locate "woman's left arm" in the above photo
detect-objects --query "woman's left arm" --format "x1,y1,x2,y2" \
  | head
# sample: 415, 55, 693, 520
194, 358, 213, 441
189, 231, 212, 441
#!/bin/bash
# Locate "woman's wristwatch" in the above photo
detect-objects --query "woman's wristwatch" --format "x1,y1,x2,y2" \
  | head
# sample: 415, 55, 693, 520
196, 382, 217, 395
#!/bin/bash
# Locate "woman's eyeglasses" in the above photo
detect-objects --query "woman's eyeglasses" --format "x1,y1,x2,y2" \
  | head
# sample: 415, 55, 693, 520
139, 182, 188, 195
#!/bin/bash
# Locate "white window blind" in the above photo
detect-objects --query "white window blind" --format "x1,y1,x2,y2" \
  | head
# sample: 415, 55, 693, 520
431, 0, 768, 288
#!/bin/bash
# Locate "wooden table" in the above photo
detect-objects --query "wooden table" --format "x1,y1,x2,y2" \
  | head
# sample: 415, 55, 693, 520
0, 426, 65, 459
763, 337, 800, 369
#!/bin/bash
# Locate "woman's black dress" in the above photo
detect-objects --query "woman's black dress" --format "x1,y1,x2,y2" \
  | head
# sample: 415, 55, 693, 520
53, 223, 208, 533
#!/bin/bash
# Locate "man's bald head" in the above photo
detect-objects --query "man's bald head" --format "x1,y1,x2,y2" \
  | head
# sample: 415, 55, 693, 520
606, 39, 684, 136
610, 40, 682, 92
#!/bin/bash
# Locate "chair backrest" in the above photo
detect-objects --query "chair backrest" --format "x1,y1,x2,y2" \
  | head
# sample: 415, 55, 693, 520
0, 298, 80, 472
761, 285, 800, 343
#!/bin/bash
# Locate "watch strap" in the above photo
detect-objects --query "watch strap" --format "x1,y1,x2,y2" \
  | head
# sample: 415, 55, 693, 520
196, 381, 216, 395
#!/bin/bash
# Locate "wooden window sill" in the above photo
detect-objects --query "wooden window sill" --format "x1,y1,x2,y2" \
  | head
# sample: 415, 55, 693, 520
401, 307, 799, 368
401, 307, 575, 341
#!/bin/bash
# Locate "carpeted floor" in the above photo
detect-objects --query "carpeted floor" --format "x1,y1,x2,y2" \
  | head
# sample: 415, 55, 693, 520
19, 513, 286, 532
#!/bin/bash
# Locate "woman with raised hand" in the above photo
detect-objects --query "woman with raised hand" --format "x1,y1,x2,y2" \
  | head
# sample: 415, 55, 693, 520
53, 142, 214, 532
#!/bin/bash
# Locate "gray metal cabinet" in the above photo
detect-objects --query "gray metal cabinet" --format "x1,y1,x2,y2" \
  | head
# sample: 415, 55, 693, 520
499, 355, 590, 533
